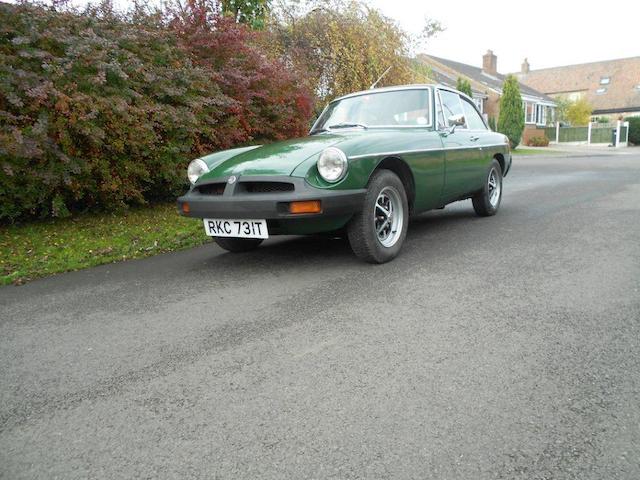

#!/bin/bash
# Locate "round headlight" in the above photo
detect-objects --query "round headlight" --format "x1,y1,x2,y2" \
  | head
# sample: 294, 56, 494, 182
187, 158, 209, 184
317, 147, 348, 182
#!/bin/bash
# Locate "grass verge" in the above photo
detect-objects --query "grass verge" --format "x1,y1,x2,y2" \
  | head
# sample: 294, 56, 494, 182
0, 203, 209, 286
512, 148, 562, 156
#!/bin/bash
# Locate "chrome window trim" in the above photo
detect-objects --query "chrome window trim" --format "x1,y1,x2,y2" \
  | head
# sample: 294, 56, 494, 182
347, 144, 507, 160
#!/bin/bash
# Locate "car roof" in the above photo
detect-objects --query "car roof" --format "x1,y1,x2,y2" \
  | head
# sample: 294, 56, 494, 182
331, 84, 470, 103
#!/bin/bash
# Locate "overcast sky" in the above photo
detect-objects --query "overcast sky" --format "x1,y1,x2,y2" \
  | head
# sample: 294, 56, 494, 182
369, 0, 639, 73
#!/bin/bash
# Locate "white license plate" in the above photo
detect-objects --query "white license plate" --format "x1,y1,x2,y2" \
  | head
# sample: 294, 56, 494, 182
203, 219, 269, 239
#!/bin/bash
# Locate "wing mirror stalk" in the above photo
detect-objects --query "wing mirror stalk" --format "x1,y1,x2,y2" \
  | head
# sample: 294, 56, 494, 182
439, 114, 466, 136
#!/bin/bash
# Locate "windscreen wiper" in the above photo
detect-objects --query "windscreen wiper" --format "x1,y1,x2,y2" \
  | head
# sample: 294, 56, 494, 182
327, 123, 369, 130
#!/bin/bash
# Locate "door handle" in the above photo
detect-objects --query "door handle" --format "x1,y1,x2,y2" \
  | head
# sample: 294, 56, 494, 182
470, 135, 480, 142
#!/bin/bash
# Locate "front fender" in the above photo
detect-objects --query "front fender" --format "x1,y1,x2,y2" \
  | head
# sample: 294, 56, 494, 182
291, 152, 378, 191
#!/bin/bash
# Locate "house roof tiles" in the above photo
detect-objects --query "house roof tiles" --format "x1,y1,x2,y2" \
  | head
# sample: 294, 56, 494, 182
516, 57, 640, 114
419, 54, 554, 103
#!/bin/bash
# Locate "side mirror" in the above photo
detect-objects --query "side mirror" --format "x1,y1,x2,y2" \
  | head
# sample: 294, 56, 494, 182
447, 114, 465, 134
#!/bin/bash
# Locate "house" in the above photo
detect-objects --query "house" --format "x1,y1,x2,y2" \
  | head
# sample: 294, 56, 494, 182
516, 56, 640, 121
417, 50, 556, 143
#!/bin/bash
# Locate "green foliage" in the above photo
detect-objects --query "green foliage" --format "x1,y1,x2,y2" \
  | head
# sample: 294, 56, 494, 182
273, 0, 416, 104
497, 75, 525, 149
456, 77, 472, 97
526, 135, 550, 147
565, 97, 593, 126
221, 0, 270, 29
0, 203, 207, 285
626, 116, 640, 145
553, 96, 571, 124
487, 116, 497, 131
554, 96, 593, 126
0, 2, 312, 221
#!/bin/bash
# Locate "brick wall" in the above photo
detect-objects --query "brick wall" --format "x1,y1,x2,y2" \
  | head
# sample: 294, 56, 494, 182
522, 125, 548, 144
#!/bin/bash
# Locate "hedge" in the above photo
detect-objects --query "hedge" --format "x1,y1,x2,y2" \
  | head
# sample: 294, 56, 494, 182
0, 3, 312, 221
626, 116, 640, 145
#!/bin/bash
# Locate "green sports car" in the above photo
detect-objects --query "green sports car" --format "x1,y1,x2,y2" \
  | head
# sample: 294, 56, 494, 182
177, 84, 511, 263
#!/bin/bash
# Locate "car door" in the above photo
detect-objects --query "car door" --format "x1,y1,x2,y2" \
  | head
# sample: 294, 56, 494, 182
460, 96, 493, 191
436, 89, 482, 201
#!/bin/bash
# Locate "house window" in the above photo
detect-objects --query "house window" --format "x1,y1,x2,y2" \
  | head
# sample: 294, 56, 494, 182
600, 77, 610, 85
596, 87, 607, 94
524, 101, 536, 124
536, 104, 547, 126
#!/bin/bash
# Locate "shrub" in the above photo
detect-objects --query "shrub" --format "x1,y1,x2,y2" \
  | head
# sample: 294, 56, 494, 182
456, 77, 472, 97
625, 116, 640, 145
527, 136, 550, 147
0, 2, 312, 221
497, 75, 524, 149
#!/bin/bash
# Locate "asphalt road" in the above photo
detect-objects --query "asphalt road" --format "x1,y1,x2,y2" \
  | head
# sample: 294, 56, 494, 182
1, 152, 639, 479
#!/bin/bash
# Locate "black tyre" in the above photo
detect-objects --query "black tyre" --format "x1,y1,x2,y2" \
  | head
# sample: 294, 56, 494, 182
472, 159, 503, 217
214, 237, 263, 253
347, 169, 409, 264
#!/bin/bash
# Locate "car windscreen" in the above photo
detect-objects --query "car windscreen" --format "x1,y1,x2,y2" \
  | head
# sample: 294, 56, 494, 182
314, 89, 431, 131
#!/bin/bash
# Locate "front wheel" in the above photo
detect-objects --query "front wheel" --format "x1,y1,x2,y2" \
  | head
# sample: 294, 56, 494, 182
472, 160, 503, 217
214, 237, 263, 253
347, 169, 409, 264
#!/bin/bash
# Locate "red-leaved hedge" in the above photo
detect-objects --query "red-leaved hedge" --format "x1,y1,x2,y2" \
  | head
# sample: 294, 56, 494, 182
0, 3, 313, 220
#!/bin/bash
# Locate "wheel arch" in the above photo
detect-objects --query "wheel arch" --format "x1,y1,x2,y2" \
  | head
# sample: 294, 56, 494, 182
493, 153, 506, 174
371, 157, 416, 213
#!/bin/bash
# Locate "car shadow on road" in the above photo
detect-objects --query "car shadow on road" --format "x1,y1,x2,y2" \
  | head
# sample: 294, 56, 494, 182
196, 205, 479, 270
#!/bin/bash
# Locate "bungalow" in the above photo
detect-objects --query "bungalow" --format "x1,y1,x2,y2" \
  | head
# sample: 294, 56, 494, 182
418, 50, 556, 143
516, 56, 640, 121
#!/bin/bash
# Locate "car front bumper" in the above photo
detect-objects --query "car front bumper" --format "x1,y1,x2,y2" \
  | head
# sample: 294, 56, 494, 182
176, 175, 366, 234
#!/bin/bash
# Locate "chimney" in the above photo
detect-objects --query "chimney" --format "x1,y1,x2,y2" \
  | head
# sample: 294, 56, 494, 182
482, 50, 497, 76
521, 58, 530, 74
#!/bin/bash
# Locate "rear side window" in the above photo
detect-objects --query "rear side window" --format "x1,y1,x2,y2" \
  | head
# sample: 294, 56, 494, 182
461, 98, 487, 130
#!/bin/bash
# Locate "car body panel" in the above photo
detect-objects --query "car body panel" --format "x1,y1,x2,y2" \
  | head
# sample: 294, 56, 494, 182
197, 135, 345, 182
291, 128, 446, 210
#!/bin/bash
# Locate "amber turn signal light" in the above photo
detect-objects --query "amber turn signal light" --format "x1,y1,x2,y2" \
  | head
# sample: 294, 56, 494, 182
181, 202, 190, 214
289, 200, 322, 214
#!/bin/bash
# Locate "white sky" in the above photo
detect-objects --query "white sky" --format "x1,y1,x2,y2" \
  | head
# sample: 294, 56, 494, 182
369, 0, 640, 73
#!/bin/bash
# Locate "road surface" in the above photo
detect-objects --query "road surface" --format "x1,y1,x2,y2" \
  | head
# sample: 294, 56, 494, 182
1, 152, 639, 479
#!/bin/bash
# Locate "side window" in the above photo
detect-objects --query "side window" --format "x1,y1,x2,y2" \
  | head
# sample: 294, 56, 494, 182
439, 90, 465, 128
461, 98, 487, 130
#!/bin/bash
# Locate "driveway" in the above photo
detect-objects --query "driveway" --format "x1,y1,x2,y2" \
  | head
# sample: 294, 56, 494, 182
1, 153, 639, 479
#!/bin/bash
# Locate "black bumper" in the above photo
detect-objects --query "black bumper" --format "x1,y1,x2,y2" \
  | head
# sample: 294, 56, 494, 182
177, 175, 366, 220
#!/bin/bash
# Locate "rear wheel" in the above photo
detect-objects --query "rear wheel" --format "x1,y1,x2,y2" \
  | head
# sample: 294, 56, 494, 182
347, 169, 409, 264
472, 160, 503, 217
214, 237, 263, 253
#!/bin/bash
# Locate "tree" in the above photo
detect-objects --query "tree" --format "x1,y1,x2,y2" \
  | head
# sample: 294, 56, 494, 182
220, 0, 269, 29
456, 77, 472, 97
272, 0, 441, 105
565, 97, 592, 126
553, 96, 571, 124
497, 75, 525, 149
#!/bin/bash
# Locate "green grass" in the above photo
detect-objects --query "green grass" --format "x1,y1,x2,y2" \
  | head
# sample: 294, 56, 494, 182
512, 148, 562, 156
0, 204, 210, 286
